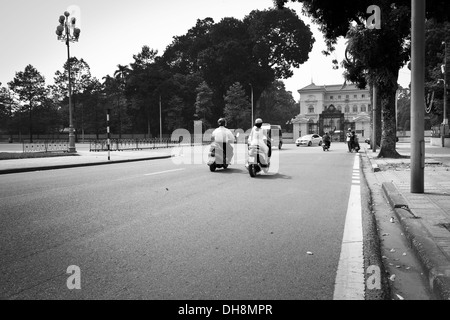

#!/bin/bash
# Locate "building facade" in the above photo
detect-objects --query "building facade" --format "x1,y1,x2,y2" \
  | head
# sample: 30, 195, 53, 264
291, 82, 372, 142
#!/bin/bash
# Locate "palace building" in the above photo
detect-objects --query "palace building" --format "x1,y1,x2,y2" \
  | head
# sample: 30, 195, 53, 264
291, 82, 372, 142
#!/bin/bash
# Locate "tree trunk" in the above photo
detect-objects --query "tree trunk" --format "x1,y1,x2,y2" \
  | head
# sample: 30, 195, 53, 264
369, 85, 382, 147
377, 82, 402, 158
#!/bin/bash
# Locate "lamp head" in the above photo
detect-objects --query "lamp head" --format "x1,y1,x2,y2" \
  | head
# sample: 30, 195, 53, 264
73, 28, 81, 40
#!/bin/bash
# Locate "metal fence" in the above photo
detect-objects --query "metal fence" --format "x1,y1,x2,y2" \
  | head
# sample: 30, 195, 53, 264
89, 138, 207, 152
22, 141, 69, 153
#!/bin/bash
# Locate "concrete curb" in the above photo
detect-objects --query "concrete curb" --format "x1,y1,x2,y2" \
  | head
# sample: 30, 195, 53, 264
363, 150, 450, 299
381, 183, 450, 300
363, 148, 380, 172
0, 155, 173, 175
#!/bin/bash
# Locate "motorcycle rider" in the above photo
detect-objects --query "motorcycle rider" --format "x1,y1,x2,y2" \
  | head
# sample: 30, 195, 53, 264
211, 118, 235, 164
323, 131, 331, 149
247, 118, 270, 162
346, 128, 354, 153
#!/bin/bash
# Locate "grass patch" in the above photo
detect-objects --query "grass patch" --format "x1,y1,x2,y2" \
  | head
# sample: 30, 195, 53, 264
0, 152, 79, 160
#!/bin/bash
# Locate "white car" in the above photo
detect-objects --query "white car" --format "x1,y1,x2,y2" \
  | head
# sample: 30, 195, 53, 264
296, 134, 322, 147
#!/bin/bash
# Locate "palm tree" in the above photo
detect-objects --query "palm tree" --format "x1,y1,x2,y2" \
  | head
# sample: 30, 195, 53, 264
113, 65, 130, 139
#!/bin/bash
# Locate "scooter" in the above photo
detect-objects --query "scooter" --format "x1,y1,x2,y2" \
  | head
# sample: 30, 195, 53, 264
246, 142, 271, 177
322, 141, 330, 151
207, 142, 232, 172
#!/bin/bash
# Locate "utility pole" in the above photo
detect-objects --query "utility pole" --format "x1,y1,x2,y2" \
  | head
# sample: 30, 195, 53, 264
410, 0, 425, 193
159, 94, 162, 143
441, 41, 448, 147
249, 83, 254, 127
372, 84, 377, 153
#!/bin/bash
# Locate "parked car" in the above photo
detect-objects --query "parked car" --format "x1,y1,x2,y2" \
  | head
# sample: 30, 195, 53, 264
296, 134, 322, 147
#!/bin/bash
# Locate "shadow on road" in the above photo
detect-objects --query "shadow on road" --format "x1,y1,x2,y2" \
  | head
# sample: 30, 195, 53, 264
250, 172, 292, 180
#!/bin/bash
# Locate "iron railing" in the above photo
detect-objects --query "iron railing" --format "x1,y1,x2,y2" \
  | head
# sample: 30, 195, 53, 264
89, 138, 211, 152
22, 140, 69, 153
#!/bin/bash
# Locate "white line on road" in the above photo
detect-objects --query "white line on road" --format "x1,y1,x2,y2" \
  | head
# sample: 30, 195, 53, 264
144, 168, 185, 176
333, 154, 365, 300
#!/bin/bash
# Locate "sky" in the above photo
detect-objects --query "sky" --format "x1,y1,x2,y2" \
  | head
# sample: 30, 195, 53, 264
0, 0, 411, 101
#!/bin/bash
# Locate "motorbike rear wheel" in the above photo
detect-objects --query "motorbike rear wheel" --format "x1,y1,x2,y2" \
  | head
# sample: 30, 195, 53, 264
249, 164, 257, 177
209, 163, 216, 172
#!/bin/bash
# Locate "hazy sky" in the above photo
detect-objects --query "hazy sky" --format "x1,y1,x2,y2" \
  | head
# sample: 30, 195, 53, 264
0, 0, 411, 101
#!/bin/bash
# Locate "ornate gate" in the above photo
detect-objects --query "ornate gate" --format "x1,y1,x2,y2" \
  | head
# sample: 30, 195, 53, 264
319, 105, 351, 142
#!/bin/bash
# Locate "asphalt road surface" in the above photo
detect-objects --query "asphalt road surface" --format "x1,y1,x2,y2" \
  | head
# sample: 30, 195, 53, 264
0, 143, 359, 300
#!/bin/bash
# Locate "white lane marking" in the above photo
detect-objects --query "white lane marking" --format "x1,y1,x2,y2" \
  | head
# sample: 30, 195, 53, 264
144, 168, 185, 176
333, 154, 365, 300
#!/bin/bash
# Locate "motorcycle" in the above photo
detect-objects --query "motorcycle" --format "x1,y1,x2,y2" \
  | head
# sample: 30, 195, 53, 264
322, 141, 330, 151
246, 141, 271, 177
207, 142, 232, 172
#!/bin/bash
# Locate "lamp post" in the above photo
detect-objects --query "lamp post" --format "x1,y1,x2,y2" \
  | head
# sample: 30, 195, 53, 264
441, 41, 448, 126
249, 83, 254, 127
56, 11, 81, 153
159, 94, 162, 143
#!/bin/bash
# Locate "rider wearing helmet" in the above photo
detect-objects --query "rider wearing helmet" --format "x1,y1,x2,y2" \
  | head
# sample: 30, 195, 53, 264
247, 118, 269, 158
211, 118, 235, 163
346, 128, 354, 153
323, 131, 331, 149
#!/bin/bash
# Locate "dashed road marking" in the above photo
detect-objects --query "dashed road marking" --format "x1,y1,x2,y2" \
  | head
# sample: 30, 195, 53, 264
144, 168, 185, 176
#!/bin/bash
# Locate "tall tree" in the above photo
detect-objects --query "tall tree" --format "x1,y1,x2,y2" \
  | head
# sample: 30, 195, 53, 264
0, 85, 17, 140
80, 78, 106, 140
424, 20, 450, 126
8, 65, 47, 142
162, 9, 314, 122
194, 81, 214, 129
259, 80, 298, 129
397, 87, 411, 132
113, 64, 131, 138
53, 57, 93, 141
224, 82, 251, 129
126, 46, 164, 137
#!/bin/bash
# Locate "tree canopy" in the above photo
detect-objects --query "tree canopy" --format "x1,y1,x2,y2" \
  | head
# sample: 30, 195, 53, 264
274, 0, 449, 158
2, 6, 315, 140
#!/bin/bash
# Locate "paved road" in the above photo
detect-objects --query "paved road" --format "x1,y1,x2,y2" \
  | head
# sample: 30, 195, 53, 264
1, 143, 359, 300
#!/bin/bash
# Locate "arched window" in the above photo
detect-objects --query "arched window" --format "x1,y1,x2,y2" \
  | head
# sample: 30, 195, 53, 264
353, 105, 358, 113
308, 106, 315, 114
345, 106, 350, 113
361, 105, 367, 112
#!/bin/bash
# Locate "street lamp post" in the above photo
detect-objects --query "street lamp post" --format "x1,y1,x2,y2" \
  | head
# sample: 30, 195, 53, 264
442, 41, 448, 126
56, 11, 81, 153
159, 94, 162, 143
249, 83, 254, 127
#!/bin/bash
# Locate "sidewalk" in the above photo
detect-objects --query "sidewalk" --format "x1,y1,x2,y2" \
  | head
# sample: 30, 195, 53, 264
0, 147, 173, 175
364, 142, 450, 300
